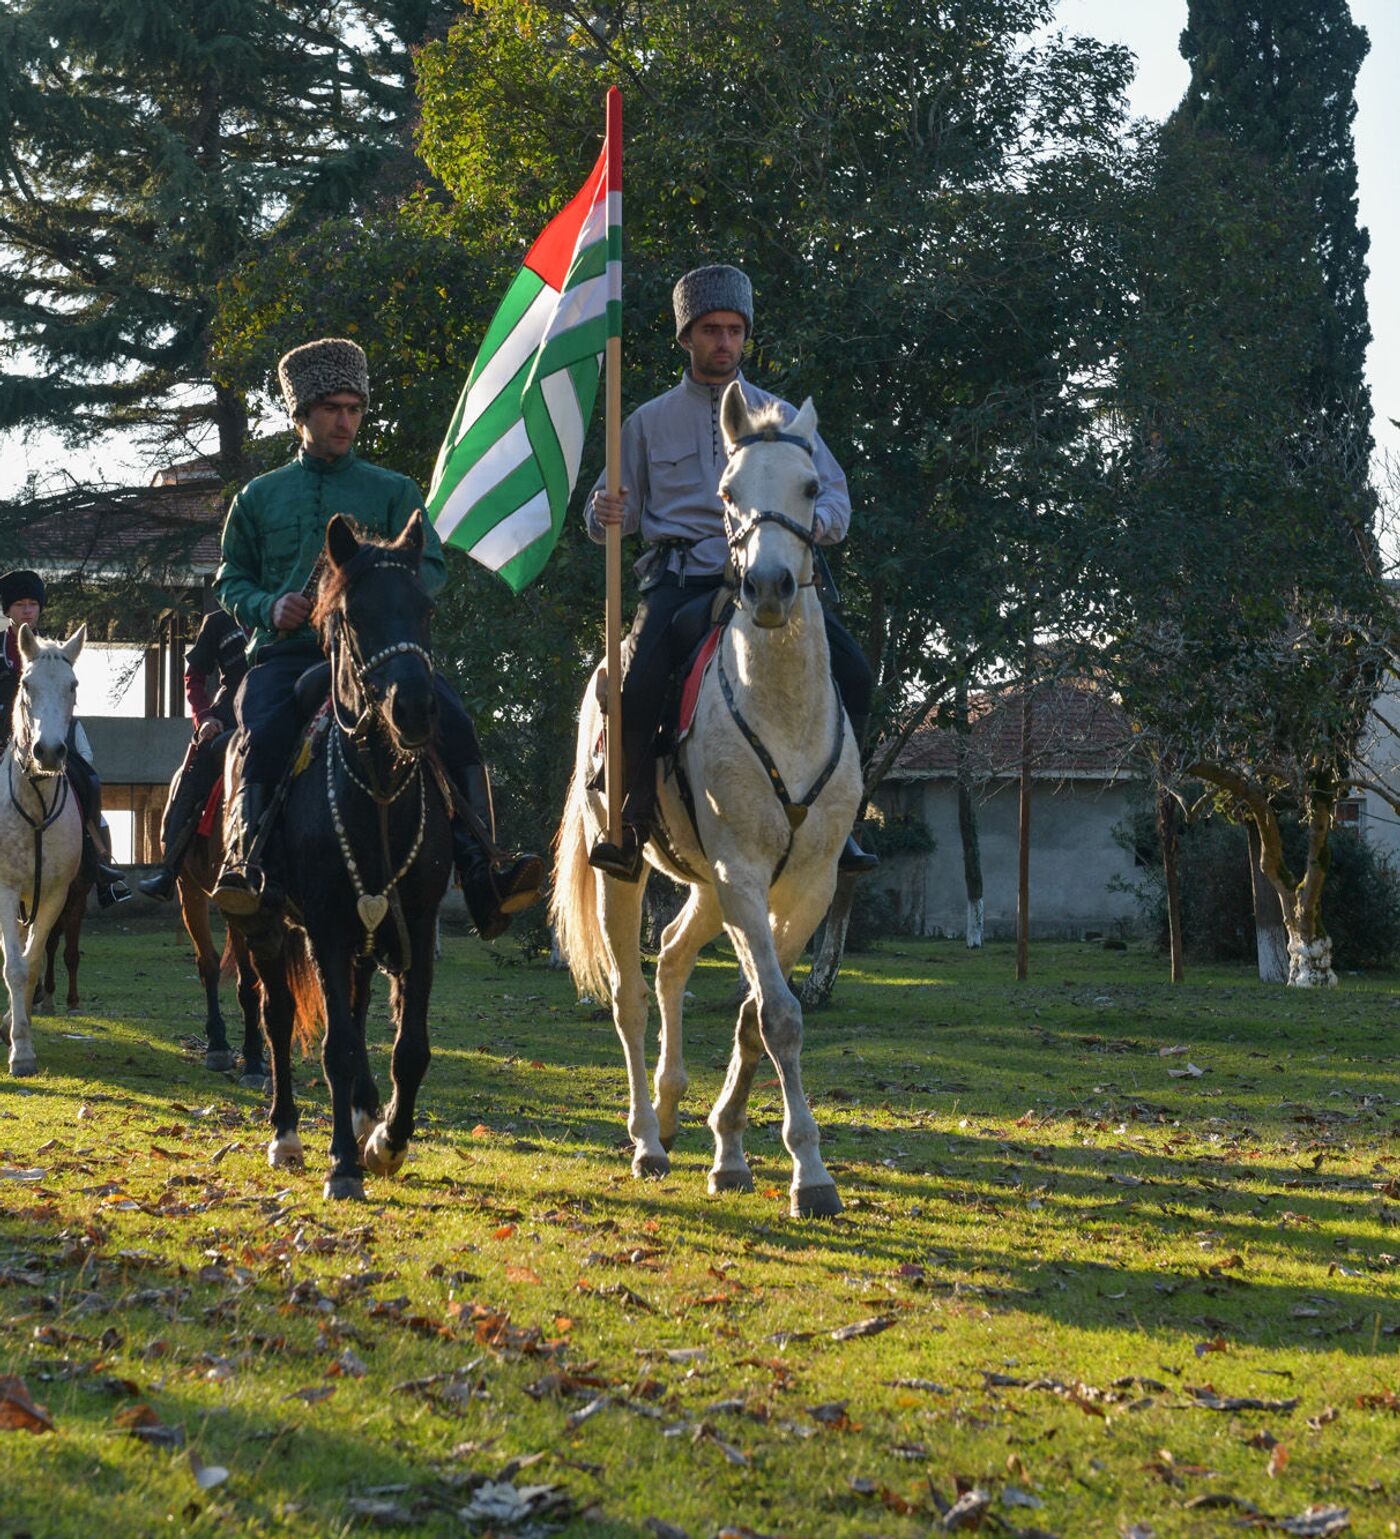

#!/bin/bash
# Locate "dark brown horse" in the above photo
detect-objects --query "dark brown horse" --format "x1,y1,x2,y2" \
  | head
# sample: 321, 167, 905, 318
33, 875, 91, 1014
177, 794, 266, 1081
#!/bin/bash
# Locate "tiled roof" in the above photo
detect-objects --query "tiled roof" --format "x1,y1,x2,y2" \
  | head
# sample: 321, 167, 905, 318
893, 680, 1134, 780
8, 480, 228, 581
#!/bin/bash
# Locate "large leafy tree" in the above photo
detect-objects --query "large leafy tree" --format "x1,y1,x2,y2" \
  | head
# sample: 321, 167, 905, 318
0, 0, 458, 478
215, 0, 1133, 955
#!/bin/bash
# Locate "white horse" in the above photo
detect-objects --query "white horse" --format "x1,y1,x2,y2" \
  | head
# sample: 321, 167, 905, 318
0, 623, 85, 1076
552, 385, 862, 1218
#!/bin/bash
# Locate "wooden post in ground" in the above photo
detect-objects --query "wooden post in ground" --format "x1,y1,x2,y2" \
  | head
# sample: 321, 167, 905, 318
604, 86, 624, 847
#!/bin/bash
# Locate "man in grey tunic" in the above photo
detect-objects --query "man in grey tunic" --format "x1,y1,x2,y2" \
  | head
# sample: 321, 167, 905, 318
585, 263, 876, 881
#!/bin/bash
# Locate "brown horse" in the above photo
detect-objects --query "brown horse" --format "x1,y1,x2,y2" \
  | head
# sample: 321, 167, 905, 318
177, 790, 266, 1083
33, 875, 92, 1014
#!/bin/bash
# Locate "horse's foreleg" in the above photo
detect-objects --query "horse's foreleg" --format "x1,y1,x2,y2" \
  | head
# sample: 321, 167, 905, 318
232, 934, 266, 1083
365, 954, 432, 1179
719, 880, 841, 1219
653, 885, 721, 1151
61, 894, 83, 1011
599, 869, 666, 1177
179, 876, 234, 1069
348, 957, 379, 1147
319, 956, 365, 1200
708, 991, 762, 1193
255, 958, 301, 1169
0, 895, 33, 1074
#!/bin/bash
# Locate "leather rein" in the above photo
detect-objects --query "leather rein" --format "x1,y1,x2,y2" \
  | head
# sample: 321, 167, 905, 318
720, 429, 822, 603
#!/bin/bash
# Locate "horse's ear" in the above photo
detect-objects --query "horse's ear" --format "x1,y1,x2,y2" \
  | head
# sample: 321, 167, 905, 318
16, 623, 39, 663
720, 380, 753, 451
326, 514, 360, 570
60, 624, 85, 664
789, 397, 818, 444
394, 509, 426, 560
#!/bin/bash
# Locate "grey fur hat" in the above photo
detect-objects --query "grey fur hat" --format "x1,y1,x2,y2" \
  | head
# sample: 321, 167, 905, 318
277, 338, 370, 418
673, 265, 753, 341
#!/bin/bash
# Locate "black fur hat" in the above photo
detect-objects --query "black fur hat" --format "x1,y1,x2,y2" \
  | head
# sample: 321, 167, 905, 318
0, 569, 45, 613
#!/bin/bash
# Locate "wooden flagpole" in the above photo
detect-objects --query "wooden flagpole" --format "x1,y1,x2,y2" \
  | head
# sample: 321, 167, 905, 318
604, 86, 624, 847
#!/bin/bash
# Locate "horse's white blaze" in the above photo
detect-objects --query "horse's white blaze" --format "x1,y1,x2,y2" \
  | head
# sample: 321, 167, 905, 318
551, 386, 861, 1215
0, 634, 84, 1076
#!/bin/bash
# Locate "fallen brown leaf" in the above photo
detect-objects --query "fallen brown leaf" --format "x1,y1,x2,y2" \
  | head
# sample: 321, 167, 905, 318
0, 1377, 54, 1434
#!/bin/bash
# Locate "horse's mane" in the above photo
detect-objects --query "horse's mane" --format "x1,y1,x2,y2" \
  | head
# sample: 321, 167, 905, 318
310, 525, 420, 637
744, 401, 794, 440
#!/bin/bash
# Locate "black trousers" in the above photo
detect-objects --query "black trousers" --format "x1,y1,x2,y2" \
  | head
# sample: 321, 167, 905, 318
619, 574, 873, 822
159, 732, 231, 849
234, 642, 483, 790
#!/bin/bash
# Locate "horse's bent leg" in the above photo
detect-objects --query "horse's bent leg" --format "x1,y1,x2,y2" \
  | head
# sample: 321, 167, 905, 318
1, 896, 34, 1073
37, 914, 59, 1014
318, 954, 365, 1200
599, 869, 666, 1177
364, 955, 432, 1179
719, 880, 840, 1218
255, 958, 301, 1168
653, 885, 721, 1150
708, 992, 762, 1193
348, 958, 379, 1146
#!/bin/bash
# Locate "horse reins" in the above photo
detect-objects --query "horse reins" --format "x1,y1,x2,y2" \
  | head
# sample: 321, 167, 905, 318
5, 740, 71, 928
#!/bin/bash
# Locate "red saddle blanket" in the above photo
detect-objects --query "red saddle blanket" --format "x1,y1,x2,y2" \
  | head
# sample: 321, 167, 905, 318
678, 626, 723, 742
198, 779, 224, 838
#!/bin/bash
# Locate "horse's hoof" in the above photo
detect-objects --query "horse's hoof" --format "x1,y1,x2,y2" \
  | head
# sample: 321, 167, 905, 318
632, 1152, 670, 1179
708, 1167, 755, 1195
324, 1175, 366, 1202
31, 994, 50, 1017
362, 1124, 406, 1178
204, 1049, 238, 1072
658, 1130, 678, 1153
240, 1073, 271, 1093
10, 1056, 38, 1079
791, 1183, 843, 1219
267, 1134, 304, 1169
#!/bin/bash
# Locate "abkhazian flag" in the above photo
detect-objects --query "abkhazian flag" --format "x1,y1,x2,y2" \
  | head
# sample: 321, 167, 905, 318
427, 103, 621, 592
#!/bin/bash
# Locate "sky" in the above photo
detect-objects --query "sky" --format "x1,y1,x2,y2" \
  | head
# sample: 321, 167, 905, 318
1, 1, 1396, 487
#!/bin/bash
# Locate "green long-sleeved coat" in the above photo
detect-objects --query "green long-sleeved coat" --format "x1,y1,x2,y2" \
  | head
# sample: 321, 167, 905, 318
214, 449, 448, 662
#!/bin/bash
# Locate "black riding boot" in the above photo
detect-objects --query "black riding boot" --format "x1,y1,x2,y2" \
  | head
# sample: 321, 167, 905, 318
212, 783, 271, 919
82, 819, 128, 893
137, 765, 206, 902
839, 714, 879, 876
453, 765, 543, 941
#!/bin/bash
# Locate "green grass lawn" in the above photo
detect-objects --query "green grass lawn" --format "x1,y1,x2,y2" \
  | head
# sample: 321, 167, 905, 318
1, 914, 1397, 1538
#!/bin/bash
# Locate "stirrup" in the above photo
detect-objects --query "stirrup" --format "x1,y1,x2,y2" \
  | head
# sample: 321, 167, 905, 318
213, 866, 264, 918
838, 833, 879, 876
589, 827, 644, 883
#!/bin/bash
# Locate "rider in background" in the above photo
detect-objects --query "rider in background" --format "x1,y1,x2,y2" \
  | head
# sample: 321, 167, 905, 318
210, 337, 541, 938
0, 568, 131, 906
136, 608, 247, 902
584, 264, 877, 882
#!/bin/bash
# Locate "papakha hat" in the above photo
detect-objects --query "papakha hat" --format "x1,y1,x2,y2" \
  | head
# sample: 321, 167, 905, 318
277, 338, 370, 418
0, 569, 45, 613
673, 265, 753, 341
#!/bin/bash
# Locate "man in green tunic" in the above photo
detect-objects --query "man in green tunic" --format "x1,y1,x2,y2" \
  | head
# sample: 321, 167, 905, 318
211, 337, 541, 937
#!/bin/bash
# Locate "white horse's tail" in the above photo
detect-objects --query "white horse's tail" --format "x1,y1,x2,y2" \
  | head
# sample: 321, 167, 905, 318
549, 702, 612, 1004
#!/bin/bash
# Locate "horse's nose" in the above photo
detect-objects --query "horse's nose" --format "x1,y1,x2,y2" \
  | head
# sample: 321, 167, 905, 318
742, 564, 797, 629
34, 738, 66, 773
388, 678, 436, 749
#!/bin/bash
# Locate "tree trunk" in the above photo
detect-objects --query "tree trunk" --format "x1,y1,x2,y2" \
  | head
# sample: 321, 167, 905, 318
1016, 644, 1033, 981
213, 381, 250, 483
1246, 820, 1289, 983
801, 871, 858, 1007
1248, 804, 1336, 988
954, 679, 983, 948
1157, 790, 1184, 982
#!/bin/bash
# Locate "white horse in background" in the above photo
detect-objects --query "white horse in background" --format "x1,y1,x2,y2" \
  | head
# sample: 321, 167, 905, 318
0, 622, 85, 1075
552, 385, 862, 1218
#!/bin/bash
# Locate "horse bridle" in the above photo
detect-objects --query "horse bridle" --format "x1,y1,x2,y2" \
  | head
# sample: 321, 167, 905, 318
720, 430, 820, 600
326, 554, 435, 746
6, 665, 73, 926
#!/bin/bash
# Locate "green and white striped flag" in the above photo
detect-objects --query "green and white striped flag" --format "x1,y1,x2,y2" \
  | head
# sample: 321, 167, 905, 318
427, 119, 621, 592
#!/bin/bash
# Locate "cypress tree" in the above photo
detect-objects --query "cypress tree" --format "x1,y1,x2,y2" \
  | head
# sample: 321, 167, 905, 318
1176, 0, 1372, 459
0, 0, 456, 478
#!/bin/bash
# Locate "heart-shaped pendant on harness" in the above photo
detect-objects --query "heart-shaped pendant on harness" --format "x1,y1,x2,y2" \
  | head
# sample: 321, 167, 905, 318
357, 893, 389, 932
785, 804, 809, 830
